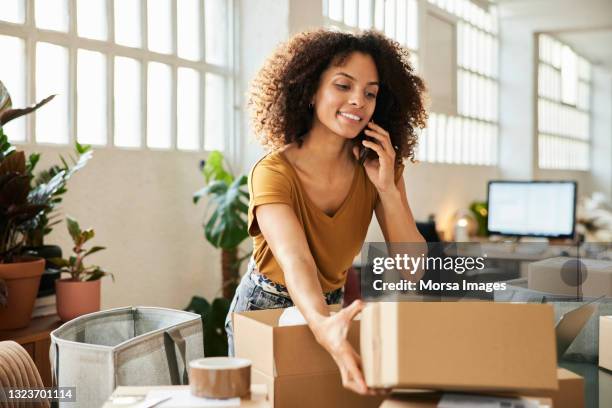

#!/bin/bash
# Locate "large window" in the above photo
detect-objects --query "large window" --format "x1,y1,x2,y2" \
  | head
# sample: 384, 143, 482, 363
0, 0, 233, 152
324, 0, 419, 73
324, 0, 499, 166
537, 34, 591, 170
420, 0, 498, 166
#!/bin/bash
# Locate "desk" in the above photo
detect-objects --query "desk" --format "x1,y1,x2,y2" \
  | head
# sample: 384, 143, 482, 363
102, 384, 270, 408
0, 314, 62, 387
560, 361, 612, 408
454, 242, 578, 277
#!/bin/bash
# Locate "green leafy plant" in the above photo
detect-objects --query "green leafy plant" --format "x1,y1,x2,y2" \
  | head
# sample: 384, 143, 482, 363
469, 201, 489, 237
0, 150, 54, 262
192, 151, 251, 297
0, 81, 62, 263
49, 216, 113, 282
24, 142, 93, 247
0, 148, 48, 306
193, 151, 249, 252
0, 80, 62, 306
1, 80, 93, 249
187, 151, 251, 356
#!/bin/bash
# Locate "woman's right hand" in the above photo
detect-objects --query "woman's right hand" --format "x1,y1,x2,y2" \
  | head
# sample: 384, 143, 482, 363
311, 300, 380, 396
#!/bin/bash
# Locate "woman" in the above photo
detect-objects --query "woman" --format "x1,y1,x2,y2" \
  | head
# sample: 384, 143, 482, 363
225, 29, 427, 395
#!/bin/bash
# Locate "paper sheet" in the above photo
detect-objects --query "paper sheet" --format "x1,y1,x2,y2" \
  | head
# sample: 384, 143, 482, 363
278, 306, 344, 326
139, 389, 240, 407
438, 393, 548, 408
278, 306, 307, 326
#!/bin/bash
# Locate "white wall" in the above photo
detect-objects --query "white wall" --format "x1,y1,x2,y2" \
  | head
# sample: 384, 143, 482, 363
365, 163, 499, 241
238, 0, 290, 172
238, 0, 331, 173
18, 144, 219, 310
498, 21, 537, 181
591, 67, 612, 198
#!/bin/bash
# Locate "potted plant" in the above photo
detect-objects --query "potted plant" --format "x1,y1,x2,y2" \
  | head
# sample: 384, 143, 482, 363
0, 81, 62, 329
50, 216, 113, 321
186, 151, 251, 356
23, 142, 93, 297
1, 81, 94, 299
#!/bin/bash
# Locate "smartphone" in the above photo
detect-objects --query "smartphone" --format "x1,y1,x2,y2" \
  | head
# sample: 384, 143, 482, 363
357, 132, 375, 165
357, 85, 394, 165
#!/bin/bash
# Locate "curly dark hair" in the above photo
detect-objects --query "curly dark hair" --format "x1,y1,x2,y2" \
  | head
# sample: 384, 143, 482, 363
248, 29, 428, 163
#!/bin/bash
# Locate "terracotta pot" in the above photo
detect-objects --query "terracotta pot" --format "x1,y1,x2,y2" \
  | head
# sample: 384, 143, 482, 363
55, 279, 101, 322
0, 257, 45, 330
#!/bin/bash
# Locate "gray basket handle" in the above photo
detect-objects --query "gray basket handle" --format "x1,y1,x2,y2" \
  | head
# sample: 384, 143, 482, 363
163, 328, 188, 385
50, 341, 59, 408
50, 341, 59, 388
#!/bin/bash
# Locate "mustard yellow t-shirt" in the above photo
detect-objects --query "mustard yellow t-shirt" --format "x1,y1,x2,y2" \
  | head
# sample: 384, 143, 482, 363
247, 150, 404, 292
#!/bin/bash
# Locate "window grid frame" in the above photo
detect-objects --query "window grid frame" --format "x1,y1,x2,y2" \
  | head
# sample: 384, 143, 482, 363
0, 0, 234, 153
452, 4, 498, 124
421, 0, 500, 166
455, 70, 498, 125
536, 33, 592, 171
322, 0, 419, 57
537, 59, 591, 114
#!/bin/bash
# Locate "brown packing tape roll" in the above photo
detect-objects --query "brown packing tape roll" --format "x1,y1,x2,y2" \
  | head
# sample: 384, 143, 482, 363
189, 357, 252, 399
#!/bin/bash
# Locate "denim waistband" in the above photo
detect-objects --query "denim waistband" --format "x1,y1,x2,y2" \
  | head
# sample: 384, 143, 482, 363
248, 259, 291, 297
246, 258, 343, 300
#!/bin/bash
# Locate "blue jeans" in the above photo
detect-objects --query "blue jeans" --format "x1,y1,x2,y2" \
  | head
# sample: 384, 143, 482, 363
224, 259, 343, 356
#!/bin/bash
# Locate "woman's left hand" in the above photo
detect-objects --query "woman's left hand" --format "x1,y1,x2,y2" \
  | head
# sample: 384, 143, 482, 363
353, 121, 397, 194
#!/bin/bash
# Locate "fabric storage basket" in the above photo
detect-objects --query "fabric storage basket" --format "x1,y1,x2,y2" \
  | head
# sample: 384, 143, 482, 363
50, 306, 204, 408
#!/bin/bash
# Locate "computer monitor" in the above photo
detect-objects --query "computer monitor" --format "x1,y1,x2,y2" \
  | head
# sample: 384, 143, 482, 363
487, 181, 577, 239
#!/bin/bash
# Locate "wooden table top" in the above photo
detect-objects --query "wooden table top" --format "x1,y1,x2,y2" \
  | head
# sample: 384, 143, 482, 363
102, 384, 270, 408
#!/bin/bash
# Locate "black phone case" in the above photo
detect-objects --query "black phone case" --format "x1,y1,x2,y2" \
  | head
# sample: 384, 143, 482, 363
356, 85, 394, 165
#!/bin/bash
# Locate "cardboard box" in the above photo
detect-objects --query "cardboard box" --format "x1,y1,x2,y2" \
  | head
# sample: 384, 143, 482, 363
528, 257, 612, 297
600, 368, 612, 406
379, 392, 552, 407
233, 308, 384, 408
380, 368, 584, 408
361, 302, 558, 393
600, 316, 612, 371
529, 368, 584, 408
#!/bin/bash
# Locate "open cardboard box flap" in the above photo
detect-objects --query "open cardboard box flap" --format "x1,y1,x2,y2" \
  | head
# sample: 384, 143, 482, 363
234, 305, 358, 378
